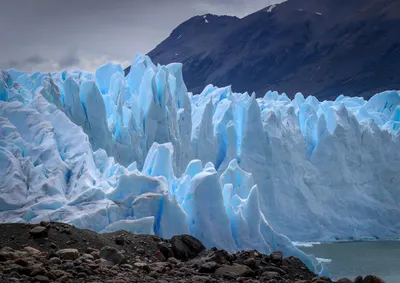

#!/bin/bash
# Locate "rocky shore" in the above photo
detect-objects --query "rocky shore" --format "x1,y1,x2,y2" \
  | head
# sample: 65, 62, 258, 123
0, 222, 384, 283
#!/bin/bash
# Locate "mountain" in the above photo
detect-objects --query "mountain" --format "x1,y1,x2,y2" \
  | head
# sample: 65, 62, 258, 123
126, 0, 400, 100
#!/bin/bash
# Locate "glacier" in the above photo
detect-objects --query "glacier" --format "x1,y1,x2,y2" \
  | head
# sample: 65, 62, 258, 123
1, 54, 400, 274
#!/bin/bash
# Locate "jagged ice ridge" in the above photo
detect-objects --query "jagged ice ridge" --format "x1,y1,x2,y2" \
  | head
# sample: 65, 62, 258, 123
1, 54, 400, 274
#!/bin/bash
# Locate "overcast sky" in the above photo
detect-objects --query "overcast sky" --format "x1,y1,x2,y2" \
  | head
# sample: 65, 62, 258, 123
0, 0, 283, 73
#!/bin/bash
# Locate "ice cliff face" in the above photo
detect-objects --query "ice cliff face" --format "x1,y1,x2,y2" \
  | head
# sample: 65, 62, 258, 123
0, 54, 400, 273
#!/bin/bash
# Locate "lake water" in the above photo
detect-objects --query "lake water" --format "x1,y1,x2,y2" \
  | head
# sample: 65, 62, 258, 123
298, 241, 400, 283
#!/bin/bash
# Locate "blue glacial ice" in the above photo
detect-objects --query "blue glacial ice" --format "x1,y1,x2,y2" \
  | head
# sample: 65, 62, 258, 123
1, 54, 400, 274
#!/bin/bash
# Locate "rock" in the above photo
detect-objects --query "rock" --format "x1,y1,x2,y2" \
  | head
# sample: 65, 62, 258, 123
50, 242, 57, 249
215, 263, 254, 278
86, 247, 98, 254
170, 234, 205, 261
159, 243, 174, 259
243, 258, 256, 268
24, 246, 42, 255
58, 275, 70, 282
49, 257, 61, 265
115, 236, 124, 245
149, 271, 159, 278
120, 264, 133, 269
354, 276, 363, 283
199, 261, 218, 273
134, 262, 151, 272
47, 249, 58, 259
153, 250, 166, 261
337, 278, 354, 283
206, 249, 231, 264
3, 264, 23, 274
363, 275, 385, 283
261, 271, 281, 281
29, 226, 47, 237
315, 276, 332, 282
100, 246, 126, 265
81, 253, 94, 261
30, 266, 47, 276
0, 251, 9, 261
167, 257, 180, 265
137, 247, 145, 255
40, 221, 49, 227
57, 249, 79, 260
45, 271, 57, 280
35, 275, 50, 282
77, 272, 88, 279
270, 251, 283, 264
191, 275, 213, 282
262, 266, 286, 275
14, 258, 29, 267
151, 262, 170, 273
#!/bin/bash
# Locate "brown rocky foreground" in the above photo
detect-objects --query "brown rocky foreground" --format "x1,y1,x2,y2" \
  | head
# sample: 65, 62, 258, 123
0, 222, 384, 283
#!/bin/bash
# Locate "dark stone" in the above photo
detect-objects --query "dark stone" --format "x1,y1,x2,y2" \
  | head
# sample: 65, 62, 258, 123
270, 251, 283, 264
35, 275, 49, 282
159, 243, 174, 259
115, 236, 124, 245
134, 262, 151, 272
243, 257, 256, 268
337, 278, 354, 283
313, 276, 332, 282
215, 263, 254, 278
57, 249, 79, 260
153, 250, 167, 262
14, 258, 29, 267
47, 249, 58, 259
206, 250, 232, 264
0, 252, 8, 262
354, 276, 363, 283
170, 234, 205, 261
199, 261, 218, 273
30, 267, 47, 277
99, 246, 126, 265
39, 221, 49, 227
29, 226, 47, 237
261, 271, 282, 282
137, 247, 145, 255
363, 275, 385, 283
261, 266, 286, 275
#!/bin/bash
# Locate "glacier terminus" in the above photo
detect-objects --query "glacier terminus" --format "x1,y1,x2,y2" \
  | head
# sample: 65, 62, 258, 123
1, 54, 400, 275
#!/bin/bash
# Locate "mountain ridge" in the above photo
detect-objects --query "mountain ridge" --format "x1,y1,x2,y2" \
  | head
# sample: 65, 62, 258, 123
126, 0, 400, 100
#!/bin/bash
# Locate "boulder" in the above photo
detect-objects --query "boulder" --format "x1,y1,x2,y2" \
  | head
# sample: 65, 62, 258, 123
158, 243, 174, 259
199, 261, 218, 273
99, 246, 126, 265
270, 251, 283, 264
363, 275, 385, 283
29, 226, 47, 237
170, 235, 205, 261
215, 263, 254, 278
57, 249, 79, 260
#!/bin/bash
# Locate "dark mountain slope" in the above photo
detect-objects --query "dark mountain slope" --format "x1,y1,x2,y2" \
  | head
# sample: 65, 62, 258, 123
126, 0, 400, 100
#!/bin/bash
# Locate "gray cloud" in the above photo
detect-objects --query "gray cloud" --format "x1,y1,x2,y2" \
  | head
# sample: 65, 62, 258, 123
3, 55, 50, 70
58, 52, 81, 69
25, 55, 47, 65
0, 0, 284, 73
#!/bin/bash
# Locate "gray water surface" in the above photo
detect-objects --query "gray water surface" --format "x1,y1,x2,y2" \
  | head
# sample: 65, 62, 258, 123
299, 241, 400, 283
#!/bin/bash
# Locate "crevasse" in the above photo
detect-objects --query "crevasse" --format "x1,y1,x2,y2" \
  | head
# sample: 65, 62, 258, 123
1, 54, 400, 274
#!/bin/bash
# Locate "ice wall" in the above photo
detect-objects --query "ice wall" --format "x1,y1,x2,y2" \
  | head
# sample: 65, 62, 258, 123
1, 54, 400, 266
